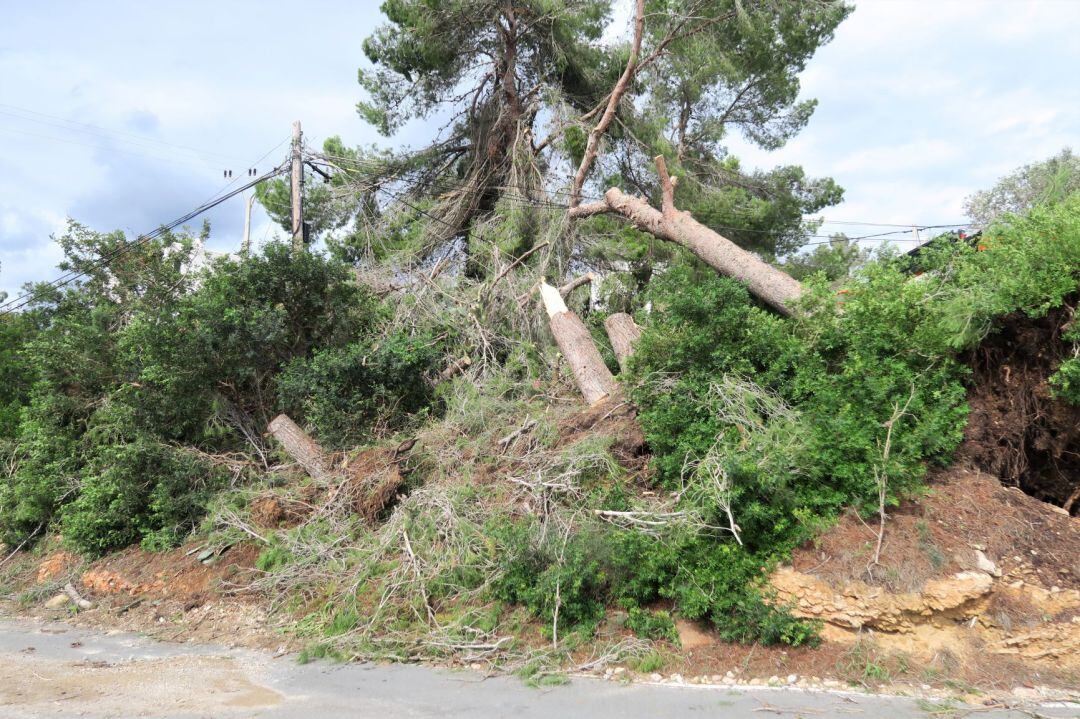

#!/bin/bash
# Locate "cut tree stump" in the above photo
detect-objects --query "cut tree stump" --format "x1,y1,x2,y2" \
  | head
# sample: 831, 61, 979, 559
540, 281, 617, 404
267, 413, 332, 482
604, 313, 642, 373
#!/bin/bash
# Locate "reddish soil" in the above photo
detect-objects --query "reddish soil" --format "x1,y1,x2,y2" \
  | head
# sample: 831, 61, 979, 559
790, 467, 1079, 594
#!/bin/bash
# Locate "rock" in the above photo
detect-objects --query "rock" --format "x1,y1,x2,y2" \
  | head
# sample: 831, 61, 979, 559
769, 567, 992, 632
787, 674, 798, 685
44, 594, 71, 609
768, 675, 780, 686
669, 673, 684, 684
974, 550, 1002, 577
724, 671, 735, 679
675, 619, 714, 649
649, 673, 663, 682
613, 667, 626, 675
722, 676, 735, 685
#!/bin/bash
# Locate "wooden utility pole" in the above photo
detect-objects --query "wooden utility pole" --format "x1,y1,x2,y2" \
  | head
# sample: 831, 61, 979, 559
290, 120, 304, 251
241, 193, 255, 257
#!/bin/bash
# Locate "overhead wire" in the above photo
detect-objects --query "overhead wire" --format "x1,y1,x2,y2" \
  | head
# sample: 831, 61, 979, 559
0, 164, 288, 316
310, 151, 967, 245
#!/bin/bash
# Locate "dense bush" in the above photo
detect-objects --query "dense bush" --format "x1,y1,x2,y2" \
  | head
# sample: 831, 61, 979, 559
0, 228, 442, 553
278, 333, 442, 449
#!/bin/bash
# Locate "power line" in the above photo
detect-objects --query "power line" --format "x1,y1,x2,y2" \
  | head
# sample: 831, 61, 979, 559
0, 164, 287, 316
313, 150, 973, 234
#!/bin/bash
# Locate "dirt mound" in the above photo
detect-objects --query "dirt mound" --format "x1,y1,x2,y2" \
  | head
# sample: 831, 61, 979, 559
791, 468, 1079, 593
776, 467, 1080, 683
556, 396, 648, 472
79, 543, 260, 606
959, 300, 1080, 514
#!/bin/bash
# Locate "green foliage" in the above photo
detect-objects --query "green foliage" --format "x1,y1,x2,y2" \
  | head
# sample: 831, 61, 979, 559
782, 234, 869, 282
256, 543, 295, 573
619, 193, 1079, 646
1051, 322, 1080, 405
964, 148, 1079, 227
62, 436, 224, 555
278, 333, 442, 449
624, 607, 678, 643
492, 521, 608, 635
0, 227, 440, 553
491, 514, 816, 646
0, 312, 36, 439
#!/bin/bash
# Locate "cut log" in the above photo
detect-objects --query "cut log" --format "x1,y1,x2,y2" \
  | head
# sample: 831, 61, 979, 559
267, 413, 332, 482
569, 156, 803, 316
604, 313, 642, 373
540, 282, 617, 404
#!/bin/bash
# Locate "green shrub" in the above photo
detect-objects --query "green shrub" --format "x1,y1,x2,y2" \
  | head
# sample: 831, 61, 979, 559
625, 607, 679, 643
61, 437, 224, 555
0, 230, 432, 553
492, 521, 608, 635
278, 332, 442, 449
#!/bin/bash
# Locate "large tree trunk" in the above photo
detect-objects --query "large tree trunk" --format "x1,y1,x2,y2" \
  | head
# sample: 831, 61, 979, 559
569, 156, 803, 316
604, 313, 642, 373
540, 282, 617, 404
267, 414, 333, 482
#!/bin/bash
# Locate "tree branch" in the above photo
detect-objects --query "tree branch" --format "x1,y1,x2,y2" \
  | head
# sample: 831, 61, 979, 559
568, 0, 645, 207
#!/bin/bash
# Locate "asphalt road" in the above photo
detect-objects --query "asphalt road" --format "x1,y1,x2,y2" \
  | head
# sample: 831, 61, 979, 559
0, 617, 1077, 718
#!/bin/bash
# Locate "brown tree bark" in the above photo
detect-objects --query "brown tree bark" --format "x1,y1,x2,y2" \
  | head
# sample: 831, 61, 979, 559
568, 0, 645, 207
569, 156, 803, 316
267, 414, 333, 482
540, 282, 617, 404
604, 313, 642, 373
559, 272, 594, 297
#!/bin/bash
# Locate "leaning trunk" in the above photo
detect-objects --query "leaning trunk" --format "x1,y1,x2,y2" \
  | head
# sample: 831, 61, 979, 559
570, 157, 803, 316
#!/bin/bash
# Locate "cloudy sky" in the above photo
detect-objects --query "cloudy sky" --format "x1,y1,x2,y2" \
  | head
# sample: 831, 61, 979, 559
1, 0, 1077, 298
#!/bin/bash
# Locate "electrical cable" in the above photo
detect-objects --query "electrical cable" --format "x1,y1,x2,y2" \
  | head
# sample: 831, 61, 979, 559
0, 164, 287, 316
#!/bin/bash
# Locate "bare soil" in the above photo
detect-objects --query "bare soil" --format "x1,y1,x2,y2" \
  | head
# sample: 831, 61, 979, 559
959, 300, 1080, 514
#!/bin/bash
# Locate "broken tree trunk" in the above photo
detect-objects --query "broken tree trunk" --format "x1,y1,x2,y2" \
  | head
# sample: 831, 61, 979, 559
604, 313, 642, 373
540, 282, 617, 404
267, 413, 333, 482
569, 156, 803, 316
